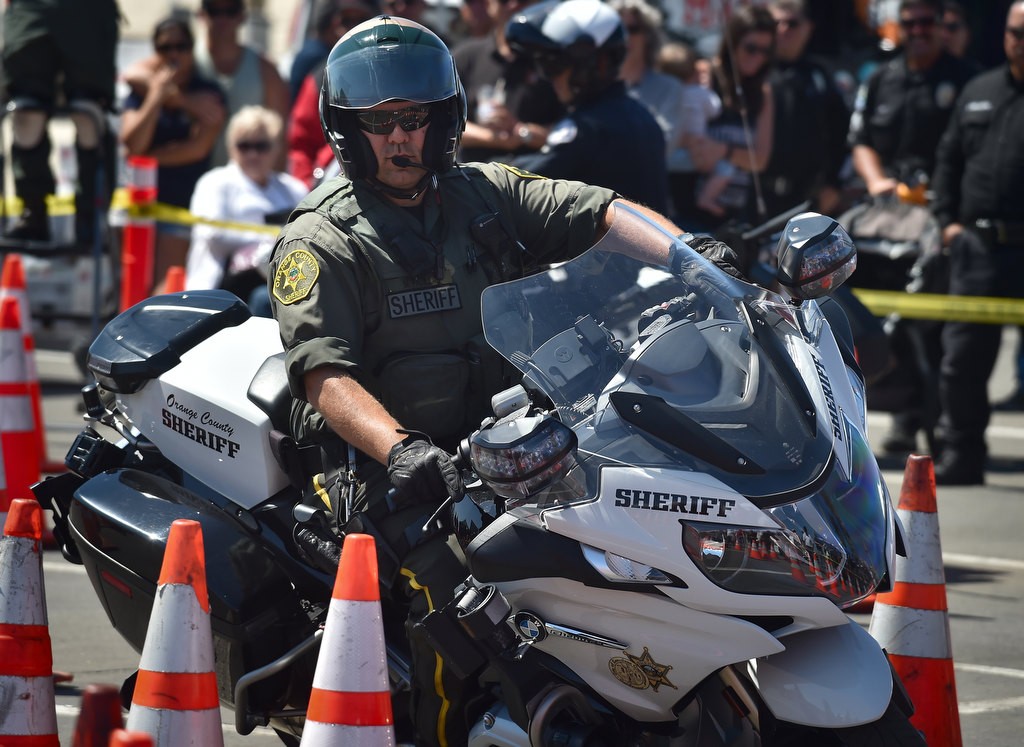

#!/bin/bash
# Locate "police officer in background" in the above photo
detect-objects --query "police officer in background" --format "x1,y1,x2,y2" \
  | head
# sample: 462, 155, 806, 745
929, 1, 1024, 485
268, 14, 736, 744
505, 0, 670, 213
848, 0, 974, 456
762, 0, 850, 218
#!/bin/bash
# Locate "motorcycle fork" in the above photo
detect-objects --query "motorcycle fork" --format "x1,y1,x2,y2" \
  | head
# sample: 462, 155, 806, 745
718, 666, 761, 734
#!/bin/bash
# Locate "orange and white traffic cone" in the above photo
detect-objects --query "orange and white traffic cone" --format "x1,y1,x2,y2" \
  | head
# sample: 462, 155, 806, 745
300, 533, 395, 746
0, 296, 42, 502
0, 498, 59, 746
0, 440, 8, 526
109, 730, 154, 747
124, 519, 224, 746
163, 266, 186, 294
869, 454, 962, 747
73, 683, 126, 746
0, 253, 64, 475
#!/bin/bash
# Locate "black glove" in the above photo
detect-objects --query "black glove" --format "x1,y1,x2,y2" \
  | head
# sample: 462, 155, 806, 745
386, 434, 463, 509
687, 234, 746, 280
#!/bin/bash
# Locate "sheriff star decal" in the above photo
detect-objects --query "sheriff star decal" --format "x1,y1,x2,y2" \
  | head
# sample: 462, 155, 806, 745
273, 248, 320, 304
608, 647, 677, 692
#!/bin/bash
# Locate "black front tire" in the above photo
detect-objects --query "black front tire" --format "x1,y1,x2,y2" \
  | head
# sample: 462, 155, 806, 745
829, 699, 926, 746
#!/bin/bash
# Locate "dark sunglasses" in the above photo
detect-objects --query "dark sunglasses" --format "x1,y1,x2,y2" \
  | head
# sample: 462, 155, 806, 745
741, 42, 773, 57
156, 42, 192, 55
775, 17, 804, 30
943, 21, 964, 33
625, 24, 645, 35
205, 5, 243, 18
899, 16, 936, 30
236, 140, 273, 153
1007, 26, 1024, 41
354, 106, 431, 135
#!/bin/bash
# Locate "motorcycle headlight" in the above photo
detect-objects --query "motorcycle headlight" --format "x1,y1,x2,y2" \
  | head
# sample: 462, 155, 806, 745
470, 415, 579, 509
682, 422, 888, 608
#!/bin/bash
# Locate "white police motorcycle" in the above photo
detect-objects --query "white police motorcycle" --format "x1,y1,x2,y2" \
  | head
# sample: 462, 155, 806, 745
36, 204, 922, 745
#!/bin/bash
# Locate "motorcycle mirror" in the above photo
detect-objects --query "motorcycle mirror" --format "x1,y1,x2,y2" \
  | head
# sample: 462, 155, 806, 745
775, 212, 857, 301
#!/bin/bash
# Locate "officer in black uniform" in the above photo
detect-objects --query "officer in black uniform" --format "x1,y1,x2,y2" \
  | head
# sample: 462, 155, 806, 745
504, 0, 670, 213
762, 0, 850, 218
929, 0, 1024, 485
847, 0, 975, 456
268, 14, 737, 745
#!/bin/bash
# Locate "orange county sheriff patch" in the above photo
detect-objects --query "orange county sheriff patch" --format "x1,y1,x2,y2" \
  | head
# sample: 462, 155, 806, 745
273, 248, 320, 304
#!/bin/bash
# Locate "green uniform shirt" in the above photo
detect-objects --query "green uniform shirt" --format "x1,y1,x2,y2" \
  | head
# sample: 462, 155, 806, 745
269, 161, 617, 446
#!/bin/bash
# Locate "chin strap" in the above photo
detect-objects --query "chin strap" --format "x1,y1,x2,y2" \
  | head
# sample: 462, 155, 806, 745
365, 171, 437, 202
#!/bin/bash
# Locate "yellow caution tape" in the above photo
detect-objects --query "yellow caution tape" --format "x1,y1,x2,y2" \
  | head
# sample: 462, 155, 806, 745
109, 188, 284, 236
5, 188, 284, 237
852, 289, 1024, 325
7, 191, 1024, 325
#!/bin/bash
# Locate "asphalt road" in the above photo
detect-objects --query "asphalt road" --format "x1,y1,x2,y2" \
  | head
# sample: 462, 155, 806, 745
28, 326, 1024, 746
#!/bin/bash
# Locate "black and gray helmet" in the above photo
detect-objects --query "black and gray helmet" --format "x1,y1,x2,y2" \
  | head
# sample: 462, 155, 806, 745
319, 16, 467, 181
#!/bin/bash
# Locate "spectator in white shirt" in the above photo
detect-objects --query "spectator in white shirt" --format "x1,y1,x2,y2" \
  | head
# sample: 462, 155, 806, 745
186, 105, 307, 315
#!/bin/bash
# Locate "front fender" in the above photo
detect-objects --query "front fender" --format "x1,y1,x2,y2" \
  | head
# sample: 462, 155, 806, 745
748, 620, 892, 727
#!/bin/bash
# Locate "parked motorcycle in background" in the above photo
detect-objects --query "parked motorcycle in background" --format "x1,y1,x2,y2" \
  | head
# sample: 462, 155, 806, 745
837, 177, 946, 451
36, 205, 923, 745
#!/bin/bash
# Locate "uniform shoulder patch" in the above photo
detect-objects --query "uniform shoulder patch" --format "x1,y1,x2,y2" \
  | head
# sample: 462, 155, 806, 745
496, 162, 547, 180
273, 248, 320, 305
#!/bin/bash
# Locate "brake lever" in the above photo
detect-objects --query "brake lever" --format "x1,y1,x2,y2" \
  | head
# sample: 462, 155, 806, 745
422, 494, 455, 535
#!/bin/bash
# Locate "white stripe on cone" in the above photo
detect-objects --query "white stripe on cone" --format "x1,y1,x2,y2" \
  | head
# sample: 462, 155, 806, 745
0, 533, 48, 626
894, 508, 945, 585
125, 705, 224, 746
311, 598, 388, 693
0, 327, 28, 383
869, 605, 953, 659
0, 674, 58, 736
301, 722, 396, 746
0, 393, 35, 430
136, 584, 216, 674
0, 528, 57, 740
0, 284, 38, 380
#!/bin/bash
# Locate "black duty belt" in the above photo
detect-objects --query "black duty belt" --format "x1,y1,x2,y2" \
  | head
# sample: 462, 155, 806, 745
974, 219, 1024, 246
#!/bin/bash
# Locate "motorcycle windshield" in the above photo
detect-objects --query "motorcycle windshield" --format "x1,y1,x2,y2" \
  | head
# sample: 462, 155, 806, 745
480, 204, 835, 502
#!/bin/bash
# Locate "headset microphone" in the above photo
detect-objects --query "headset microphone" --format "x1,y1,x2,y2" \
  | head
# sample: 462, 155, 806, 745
392, 156, 429, 170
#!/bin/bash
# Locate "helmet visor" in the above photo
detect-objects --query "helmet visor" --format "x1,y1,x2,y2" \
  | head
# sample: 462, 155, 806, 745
325, 43, 459, 109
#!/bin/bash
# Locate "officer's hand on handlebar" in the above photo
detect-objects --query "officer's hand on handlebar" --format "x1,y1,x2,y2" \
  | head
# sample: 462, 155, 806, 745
688, 234, 746, 280
387, 434, 464, 509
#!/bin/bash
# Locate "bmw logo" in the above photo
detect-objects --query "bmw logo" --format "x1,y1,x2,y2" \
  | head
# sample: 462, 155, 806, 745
514, 611, 548, 642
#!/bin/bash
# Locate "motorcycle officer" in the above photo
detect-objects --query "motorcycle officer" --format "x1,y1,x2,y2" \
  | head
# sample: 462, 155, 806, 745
267, 14, 739, 745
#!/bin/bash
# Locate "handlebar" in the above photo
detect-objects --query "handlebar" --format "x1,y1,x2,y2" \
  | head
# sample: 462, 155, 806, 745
740, 200, 812, 245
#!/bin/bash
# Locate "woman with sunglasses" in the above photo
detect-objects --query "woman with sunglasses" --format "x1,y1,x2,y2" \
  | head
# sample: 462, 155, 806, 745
119, 17, 227, 292
681, 4, 776, 229
184, 106, 307, 316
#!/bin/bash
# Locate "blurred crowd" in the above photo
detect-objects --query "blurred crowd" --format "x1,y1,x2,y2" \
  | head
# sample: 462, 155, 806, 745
2, 0, 1023, 484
